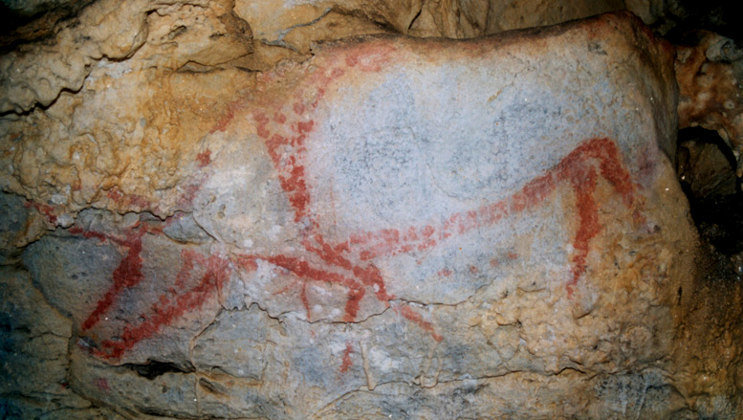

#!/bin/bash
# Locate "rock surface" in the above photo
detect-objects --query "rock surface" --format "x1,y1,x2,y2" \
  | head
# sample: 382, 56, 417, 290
2, 5, 743, 420
676, 31, 743, 176
4, 0, 738, 217
0, 266, 124, 419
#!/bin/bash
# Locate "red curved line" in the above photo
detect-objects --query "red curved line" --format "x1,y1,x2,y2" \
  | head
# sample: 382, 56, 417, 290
79, 136, 641, 358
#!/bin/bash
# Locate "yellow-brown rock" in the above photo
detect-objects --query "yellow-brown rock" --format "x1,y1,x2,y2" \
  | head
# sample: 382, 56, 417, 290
676, 32, 743, 176
2, 0, 743, 418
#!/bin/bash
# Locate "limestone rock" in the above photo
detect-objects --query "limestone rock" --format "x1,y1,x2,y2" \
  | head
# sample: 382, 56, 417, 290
408, 0, 626, 37
235, 0, 629, 42
0, 267, 121, 417
233, 0, 421, 44
489, 0, 625, 31
3, 0, 743, 414
0, 0, 708, 218
132, 0, 253, 71
676, 32, 743, 176
0, 192, 30, 264
0, 0, 150, 113
0, 0, 257, 112
678, 132, 738, 199
0, 60, 257, 217
12, 11, 729, 417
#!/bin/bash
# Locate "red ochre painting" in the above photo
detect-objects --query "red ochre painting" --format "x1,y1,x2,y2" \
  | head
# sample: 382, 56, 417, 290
71, 135, 641, 360
67, 44, 644, 362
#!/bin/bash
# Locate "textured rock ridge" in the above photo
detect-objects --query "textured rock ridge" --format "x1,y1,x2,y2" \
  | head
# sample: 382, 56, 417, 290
2, 8, 743, 420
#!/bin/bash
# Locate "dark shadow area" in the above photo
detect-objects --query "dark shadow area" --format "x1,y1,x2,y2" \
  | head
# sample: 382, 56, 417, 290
678, 127, 743, 262
660, 0, 743, 44
0, 3, 39, 35
0, 0, 95, 54
123, 359, 195, 380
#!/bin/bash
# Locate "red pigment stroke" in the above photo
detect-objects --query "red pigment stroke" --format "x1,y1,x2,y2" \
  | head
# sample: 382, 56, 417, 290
75, 46, 400, 358
76, 136, 641, 359
78, 225, 147, 331
565, 165, 599, 296
24, 201, 57, 224
93, 250, 229, 360
210, 99, 245, 134
107, 187, 150, 210
244, 253, 366, 322
240, 43, 642, 340
340, 342, 353, 373
215, 44, 395, 222
94, 377, 110, 392
270, 137, 634, 317
106, 172, 207, 214
438, 268, 453, 277
78, 40, 643, 357
72, 219, 214, 340
395, 305, 444, 342
210, 42, 394, 137
329, 138, 639, 299
340, 138, 636, 262
254, 112, 314, 222
69, 226, 107, 242
196, 149, 212, 168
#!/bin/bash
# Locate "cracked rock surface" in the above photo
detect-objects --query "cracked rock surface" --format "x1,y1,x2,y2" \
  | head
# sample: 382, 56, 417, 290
676, 31, 743, 176
2, 3, 743, 419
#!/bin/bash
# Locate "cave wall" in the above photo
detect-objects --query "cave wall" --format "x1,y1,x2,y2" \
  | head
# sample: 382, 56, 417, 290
2, 1, 743, 419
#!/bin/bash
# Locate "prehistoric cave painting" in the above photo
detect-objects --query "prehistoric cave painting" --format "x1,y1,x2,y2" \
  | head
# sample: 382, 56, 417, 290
70, 134, 641, 361
69, 44, 644, 361
237, 43, 643, 327
234, 130, 641, 319
339, 342, 354, 374
24, 200, 58, 224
